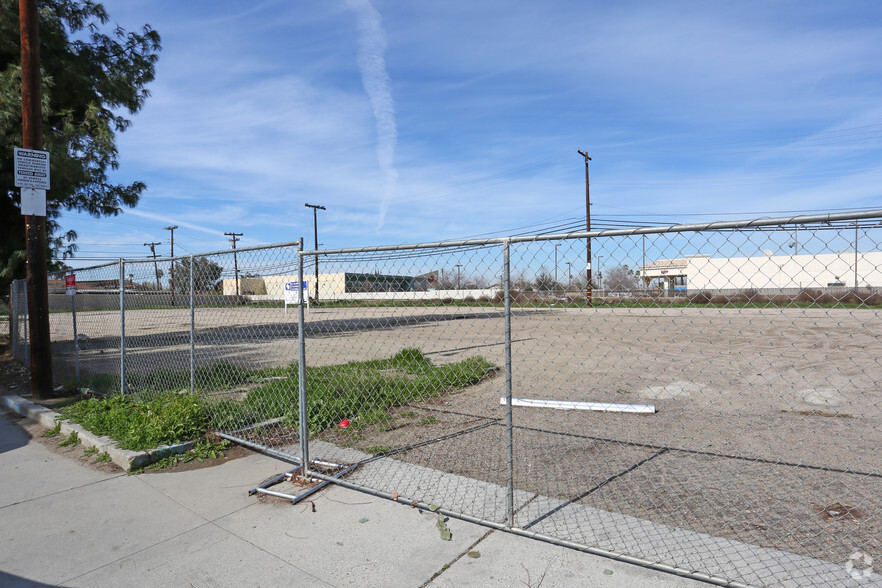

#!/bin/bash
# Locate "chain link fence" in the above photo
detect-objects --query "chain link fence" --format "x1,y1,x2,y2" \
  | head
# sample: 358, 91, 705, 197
9, 279, 28, 364
10, 211, 882, 586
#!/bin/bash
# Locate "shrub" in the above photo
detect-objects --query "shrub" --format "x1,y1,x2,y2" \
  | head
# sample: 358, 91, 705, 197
689, 291, 712, 305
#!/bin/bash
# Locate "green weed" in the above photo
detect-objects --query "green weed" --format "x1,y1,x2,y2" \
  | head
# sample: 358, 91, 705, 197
130, 436, 230, 474
83, 446, 99, 457
94, 452, 112, 464
58, 431, 80, 447
58, 393, 207, 451
42, 422, 61, 437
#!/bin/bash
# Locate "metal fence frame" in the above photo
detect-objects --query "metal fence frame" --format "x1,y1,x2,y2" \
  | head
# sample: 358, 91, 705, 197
284, 208, 882, 587
10, 210, 882, 586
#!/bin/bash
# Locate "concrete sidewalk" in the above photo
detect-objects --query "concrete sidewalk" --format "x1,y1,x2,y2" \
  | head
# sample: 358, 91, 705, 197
0, 409, 706, 588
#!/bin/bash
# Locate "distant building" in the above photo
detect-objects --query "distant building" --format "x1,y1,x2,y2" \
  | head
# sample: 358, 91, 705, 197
638, 252, 882, 294
223, 272, 430, 298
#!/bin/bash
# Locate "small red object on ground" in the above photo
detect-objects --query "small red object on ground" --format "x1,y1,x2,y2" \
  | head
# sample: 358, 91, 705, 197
338, 418, 350, 428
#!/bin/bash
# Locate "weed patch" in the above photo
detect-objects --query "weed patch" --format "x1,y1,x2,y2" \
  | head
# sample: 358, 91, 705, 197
58, 393, 207, 451
207, 348, 496, 435
130, 435, 230, 473
41, 422, 61, 437
58, 431, 80, 447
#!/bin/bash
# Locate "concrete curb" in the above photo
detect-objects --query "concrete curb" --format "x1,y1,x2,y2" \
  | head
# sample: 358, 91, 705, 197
1, 395, 195, 471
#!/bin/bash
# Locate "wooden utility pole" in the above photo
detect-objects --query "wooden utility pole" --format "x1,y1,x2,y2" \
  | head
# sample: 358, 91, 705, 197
304, 204, 325, 304
163, 225, 178, 303
20, 0, 53, 398
577, 150, 592, 307
225, 232, 242, 297
144, 242, 161, 290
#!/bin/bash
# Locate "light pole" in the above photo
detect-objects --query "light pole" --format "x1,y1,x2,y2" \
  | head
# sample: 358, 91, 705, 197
554, 244, 560, 291
305, 203, 325, 304
596, 255, 604, 290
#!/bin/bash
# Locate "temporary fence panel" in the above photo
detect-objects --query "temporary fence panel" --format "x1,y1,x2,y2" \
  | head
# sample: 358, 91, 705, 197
23, 211, 882, 586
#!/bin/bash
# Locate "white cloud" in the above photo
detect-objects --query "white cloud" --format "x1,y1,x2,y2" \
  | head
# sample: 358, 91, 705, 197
346, 0, 398, 228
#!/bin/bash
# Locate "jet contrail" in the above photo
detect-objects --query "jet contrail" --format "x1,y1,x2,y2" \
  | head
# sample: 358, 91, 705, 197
347, 0, 397, 228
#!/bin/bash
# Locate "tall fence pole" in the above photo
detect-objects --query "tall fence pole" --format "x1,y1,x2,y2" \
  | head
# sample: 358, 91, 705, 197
119, 258, 126, 395
504, 239, 514, 527
190, 254, 196, 393
297, 239, 309, 474
71, 286, 79, 386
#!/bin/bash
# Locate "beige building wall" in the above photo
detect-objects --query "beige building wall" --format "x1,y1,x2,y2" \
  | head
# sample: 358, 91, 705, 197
221, 277, 267, 295
686, 252, 882, 290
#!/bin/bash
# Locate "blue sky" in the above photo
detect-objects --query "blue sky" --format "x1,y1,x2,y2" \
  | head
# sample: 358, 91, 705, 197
63, 0, 882, 266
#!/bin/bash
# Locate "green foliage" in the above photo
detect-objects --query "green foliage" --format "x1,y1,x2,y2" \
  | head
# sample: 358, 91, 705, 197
130, 435, 229, 473
58, 430, 79, 447
41, 421, 61, 437
0, 0, 161, 299
82, 445, 98, 456
94, 451, 112, 463
271, 349, 494, 435
58, 392, 206, 451
66, 349, 494, 445
172, 256, 225, 293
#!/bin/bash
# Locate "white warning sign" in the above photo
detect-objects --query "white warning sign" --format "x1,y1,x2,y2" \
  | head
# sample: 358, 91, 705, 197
14, 148, 50, 190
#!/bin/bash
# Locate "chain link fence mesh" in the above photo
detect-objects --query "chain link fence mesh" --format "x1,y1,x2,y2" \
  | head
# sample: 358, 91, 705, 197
16, 213, 882, 586
10, 279, 28, 364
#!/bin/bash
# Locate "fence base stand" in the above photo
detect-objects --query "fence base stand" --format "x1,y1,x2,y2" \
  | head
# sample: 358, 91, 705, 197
249, 461, 356, 505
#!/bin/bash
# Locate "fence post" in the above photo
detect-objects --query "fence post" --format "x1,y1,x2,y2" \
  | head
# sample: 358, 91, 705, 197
10, 281, 18, 362
190, 254, 196, 394
297, 239, 309, 474
504, 239, 514, 527
119, 258, 126, 395
71, 283, 79, 386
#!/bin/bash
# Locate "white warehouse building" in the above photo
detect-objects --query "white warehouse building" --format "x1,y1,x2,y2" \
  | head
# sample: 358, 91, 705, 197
638, 251, 882, 293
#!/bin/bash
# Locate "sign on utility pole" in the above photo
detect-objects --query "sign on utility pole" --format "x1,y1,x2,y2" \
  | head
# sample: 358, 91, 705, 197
15, 147, 49, 216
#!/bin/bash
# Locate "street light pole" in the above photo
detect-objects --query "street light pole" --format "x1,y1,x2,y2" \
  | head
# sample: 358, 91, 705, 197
305, 203, 326, 304
554, 243, 560, 291
596, 255, 604, 291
